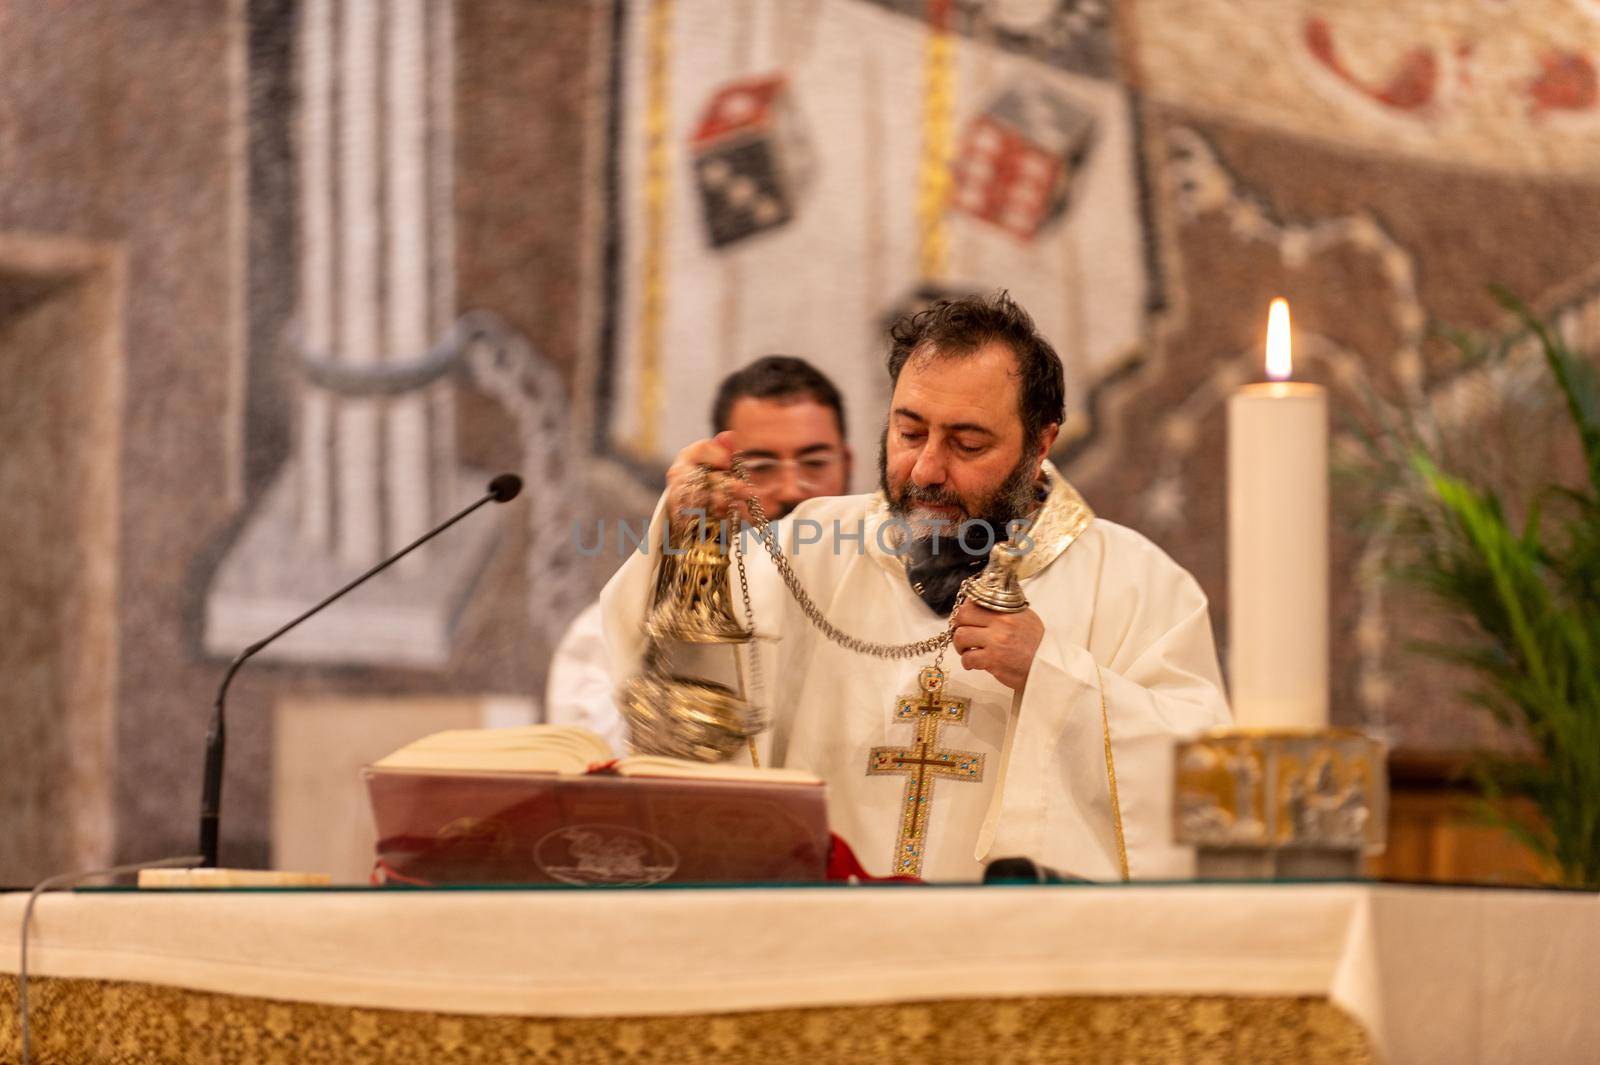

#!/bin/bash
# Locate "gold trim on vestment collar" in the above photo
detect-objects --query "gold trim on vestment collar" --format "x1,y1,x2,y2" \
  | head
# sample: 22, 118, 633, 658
865, 460, 1096, 579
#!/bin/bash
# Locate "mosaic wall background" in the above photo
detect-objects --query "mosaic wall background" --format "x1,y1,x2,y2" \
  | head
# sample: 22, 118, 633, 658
2, 0, 1597, 881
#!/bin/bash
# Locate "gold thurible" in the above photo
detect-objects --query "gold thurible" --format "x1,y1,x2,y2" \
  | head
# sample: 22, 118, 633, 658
619, 506, 766, 763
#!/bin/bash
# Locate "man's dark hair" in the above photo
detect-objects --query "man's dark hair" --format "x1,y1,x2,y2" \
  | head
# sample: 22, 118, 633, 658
710, 355, 847, 436
885, 290, 1065, 448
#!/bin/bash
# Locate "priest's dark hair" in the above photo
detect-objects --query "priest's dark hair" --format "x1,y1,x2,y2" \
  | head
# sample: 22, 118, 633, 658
885, 290, 1066, 449
710, 355, 848, 436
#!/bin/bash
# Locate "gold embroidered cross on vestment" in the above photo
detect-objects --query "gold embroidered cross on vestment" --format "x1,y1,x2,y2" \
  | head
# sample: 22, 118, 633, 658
867, 665, 985, 877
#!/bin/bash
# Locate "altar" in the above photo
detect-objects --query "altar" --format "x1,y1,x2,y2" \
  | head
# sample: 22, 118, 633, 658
4, 881, 1595, 1064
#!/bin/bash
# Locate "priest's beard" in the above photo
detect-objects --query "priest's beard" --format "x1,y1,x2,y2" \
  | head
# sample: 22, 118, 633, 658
879, 432, 1042, 616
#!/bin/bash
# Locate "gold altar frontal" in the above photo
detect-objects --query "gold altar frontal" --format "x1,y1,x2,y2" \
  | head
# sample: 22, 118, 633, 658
0, 976, 1370, 1064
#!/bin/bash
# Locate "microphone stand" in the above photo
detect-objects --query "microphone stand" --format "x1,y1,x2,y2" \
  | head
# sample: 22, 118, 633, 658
199, 474, 523, 868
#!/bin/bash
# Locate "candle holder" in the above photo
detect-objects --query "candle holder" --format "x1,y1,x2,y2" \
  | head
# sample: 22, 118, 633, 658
1173, 728, 1387, 880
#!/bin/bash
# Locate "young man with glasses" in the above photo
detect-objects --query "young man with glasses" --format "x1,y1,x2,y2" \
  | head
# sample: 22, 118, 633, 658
545, 357, 853, 745
708, 356, 853, 521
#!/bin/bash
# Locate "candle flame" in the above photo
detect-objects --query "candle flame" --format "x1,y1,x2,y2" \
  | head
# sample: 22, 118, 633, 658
1266, 298, 1292, 381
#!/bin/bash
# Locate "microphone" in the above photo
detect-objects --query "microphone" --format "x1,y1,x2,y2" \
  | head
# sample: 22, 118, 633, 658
487, 473, 522, 502
982, 856, 1089, 884
198, 473, 524, 868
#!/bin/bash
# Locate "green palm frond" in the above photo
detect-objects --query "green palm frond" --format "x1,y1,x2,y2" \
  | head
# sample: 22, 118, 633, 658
1348, 290, 1600, 886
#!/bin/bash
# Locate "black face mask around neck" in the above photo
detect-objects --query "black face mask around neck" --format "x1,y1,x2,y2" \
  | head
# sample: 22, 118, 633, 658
903, 518, 1009, 616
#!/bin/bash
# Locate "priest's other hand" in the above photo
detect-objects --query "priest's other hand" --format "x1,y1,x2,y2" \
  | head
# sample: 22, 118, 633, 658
953, 601, 1044, 692
666, 431, 751, 525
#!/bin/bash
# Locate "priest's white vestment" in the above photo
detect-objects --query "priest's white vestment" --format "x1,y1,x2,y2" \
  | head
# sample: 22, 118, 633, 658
545, 601, 631, 751
599, 463, 1231, 881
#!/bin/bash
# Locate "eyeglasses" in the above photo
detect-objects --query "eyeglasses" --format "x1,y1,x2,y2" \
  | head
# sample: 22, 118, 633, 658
738, 452, 844, 489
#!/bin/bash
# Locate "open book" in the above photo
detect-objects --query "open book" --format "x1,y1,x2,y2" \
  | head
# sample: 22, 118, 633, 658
370, 724, 819, 785
365, 725, 829, 886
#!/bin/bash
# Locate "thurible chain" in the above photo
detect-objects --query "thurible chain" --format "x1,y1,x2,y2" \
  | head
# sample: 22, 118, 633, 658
714, 460, 966, 664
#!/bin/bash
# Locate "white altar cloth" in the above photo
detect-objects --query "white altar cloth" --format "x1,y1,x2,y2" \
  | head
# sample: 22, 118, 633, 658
3, 882, 1596, 1065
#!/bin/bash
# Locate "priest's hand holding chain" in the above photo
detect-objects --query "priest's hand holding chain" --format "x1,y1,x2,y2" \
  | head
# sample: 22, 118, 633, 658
953, 600, 1044, 693
665, 431, 752, 526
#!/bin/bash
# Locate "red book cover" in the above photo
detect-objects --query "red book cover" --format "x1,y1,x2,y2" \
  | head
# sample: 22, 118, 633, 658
365, 769, 830, 886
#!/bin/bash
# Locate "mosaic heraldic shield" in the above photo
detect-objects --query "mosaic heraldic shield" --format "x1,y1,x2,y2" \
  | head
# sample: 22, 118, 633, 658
607, 0, 1150, 472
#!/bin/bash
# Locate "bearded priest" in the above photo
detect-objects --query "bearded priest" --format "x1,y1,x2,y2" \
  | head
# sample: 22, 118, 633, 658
599, 292, 1231, 882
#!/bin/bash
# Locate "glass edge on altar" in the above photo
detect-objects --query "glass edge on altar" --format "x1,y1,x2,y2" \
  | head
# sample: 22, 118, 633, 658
51, 878, 1593, 896
67, 877, 1266, 895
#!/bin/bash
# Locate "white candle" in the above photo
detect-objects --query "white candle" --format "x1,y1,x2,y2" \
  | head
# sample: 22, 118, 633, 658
1227, 299, 1329, 730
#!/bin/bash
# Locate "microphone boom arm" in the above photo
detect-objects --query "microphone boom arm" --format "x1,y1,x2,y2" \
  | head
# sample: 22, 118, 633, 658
199, 474, 521, 868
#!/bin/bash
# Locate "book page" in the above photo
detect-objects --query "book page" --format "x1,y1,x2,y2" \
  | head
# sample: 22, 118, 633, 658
370, 724, 615, 775
611, 756, 819, 785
